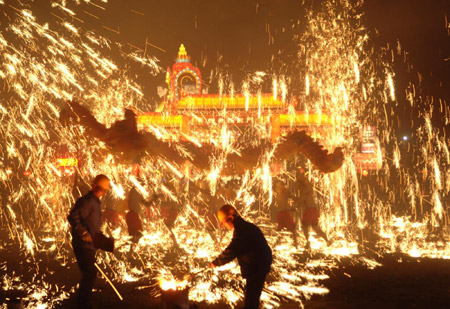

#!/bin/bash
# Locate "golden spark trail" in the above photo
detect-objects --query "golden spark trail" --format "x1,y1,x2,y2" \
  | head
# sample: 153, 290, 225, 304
0, 1, 449, 308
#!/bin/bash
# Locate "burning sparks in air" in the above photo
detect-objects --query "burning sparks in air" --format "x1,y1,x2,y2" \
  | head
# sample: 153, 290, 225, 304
0, 0, 449, 308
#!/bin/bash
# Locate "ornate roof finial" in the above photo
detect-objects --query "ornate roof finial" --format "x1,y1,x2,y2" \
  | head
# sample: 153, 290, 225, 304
178, 44, 187, 59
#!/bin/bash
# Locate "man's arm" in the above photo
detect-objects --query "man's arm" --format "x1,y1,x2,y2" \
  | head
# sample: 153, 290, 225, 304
142, 192, 159, 207
131, 187, 158, 207
211, 232, 246, 267
68, 197, 93, 242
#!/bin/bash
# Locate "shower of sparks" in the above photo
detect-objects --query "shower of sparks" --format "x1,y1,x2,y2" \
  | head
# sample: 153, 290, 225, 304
0, 0, 449, 308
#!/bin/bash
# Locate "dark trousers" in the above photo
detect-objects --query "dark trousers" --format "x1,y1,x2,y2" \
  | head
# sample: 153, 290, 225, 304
244, 272, 268, 309
73, 246, 97, 308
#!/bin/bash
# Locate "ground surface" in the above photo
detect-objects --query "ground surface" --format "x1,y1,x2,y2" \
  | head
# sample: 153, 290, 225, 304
304, 255, 450, 309
1, 230, 449, 309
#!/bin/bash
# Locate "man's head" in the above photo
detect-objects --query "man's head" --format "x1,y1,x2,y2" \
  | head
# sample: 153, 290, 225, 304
217, 204, 238, 230
273, 179, 286, 196
274, 180, 283, 192
124, 109, 136, 120
92, 174, 110, 198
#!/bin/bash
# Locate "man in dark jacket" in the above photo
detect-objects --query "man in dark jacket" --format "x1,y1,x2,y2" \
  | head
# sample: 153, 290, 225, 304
210, 205, 272, 309
68, 174, 112, 308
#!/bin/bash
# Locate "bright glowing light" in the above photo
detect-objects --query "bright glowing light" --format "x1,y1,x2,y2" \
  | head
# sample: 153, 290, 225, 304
0, 1, 449, 309
159, 278, 188, 291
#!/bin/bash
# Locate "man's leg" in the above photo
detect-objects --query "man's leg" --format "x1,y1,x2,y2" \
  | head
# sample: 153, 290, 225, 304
302, 222, 311, 249
73, 246, 97, 308
293, 210, 300, 247
126, 211, 143, 244
312, 224, 329, 244
244, 273, 267, 309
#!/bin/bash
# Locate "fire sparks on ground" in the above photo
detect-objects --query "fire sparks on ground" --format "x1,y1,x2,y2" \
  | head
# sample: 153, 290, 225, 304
0, 1, 449, 308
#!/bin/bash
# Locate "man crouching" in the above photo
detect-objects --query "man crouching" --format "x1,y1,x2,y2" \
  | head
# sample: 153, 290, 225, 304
210, 205, 272, 309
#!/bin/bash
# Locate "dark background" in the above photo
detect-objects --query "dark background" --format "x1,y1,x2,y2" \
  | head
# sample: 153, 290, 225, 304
4, 0, 450, 135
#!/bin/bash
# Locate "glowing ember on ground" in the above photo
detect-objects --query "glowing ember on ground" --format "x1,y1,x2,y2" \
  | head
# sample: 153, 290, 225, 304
159, 278, 188, 291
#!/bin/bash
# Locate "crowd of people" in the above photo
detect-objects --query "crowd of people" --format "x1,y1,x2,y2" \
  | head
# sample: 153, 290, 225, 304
68, 169, 331, 308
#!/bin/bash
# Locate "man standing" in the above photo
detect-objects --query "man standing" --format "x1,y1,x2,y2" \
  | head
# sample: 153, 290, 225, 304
126, 184, 158, 243
295, 173, 330, 249
210, 205, 272, 309
68, 174, 112, 308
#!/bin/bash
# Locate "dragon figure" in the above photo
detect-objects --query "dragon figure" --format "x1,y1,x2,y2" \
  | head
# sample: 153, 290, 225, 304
59, 100, 344, 175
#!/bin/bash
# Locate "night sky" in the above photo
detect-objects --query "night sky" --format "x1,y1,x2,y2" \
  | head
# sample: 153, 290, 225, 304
1, 2, 450, 307
365, 0, 450, 135
18, 0, 450, 135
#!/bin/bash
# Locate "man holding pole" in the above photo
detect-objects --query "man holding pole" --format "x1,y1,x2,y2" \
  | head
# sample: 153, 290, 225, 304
210, 205, 272, 309
68, 174, 114, 308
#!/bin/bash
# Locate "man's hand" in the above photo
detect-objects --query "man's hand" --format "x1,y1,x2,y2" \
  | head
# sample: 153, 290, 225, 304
152, 193, 160, 200
80, 231, 93, 243
209, 262, 216, 268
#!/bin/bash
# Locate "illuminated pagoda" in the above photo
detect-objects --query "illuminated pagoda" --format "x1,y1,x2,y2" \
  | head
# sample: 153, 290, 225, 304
137, 45, 380, 172
138, 44, 335, 144
165, 44, 203, 103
